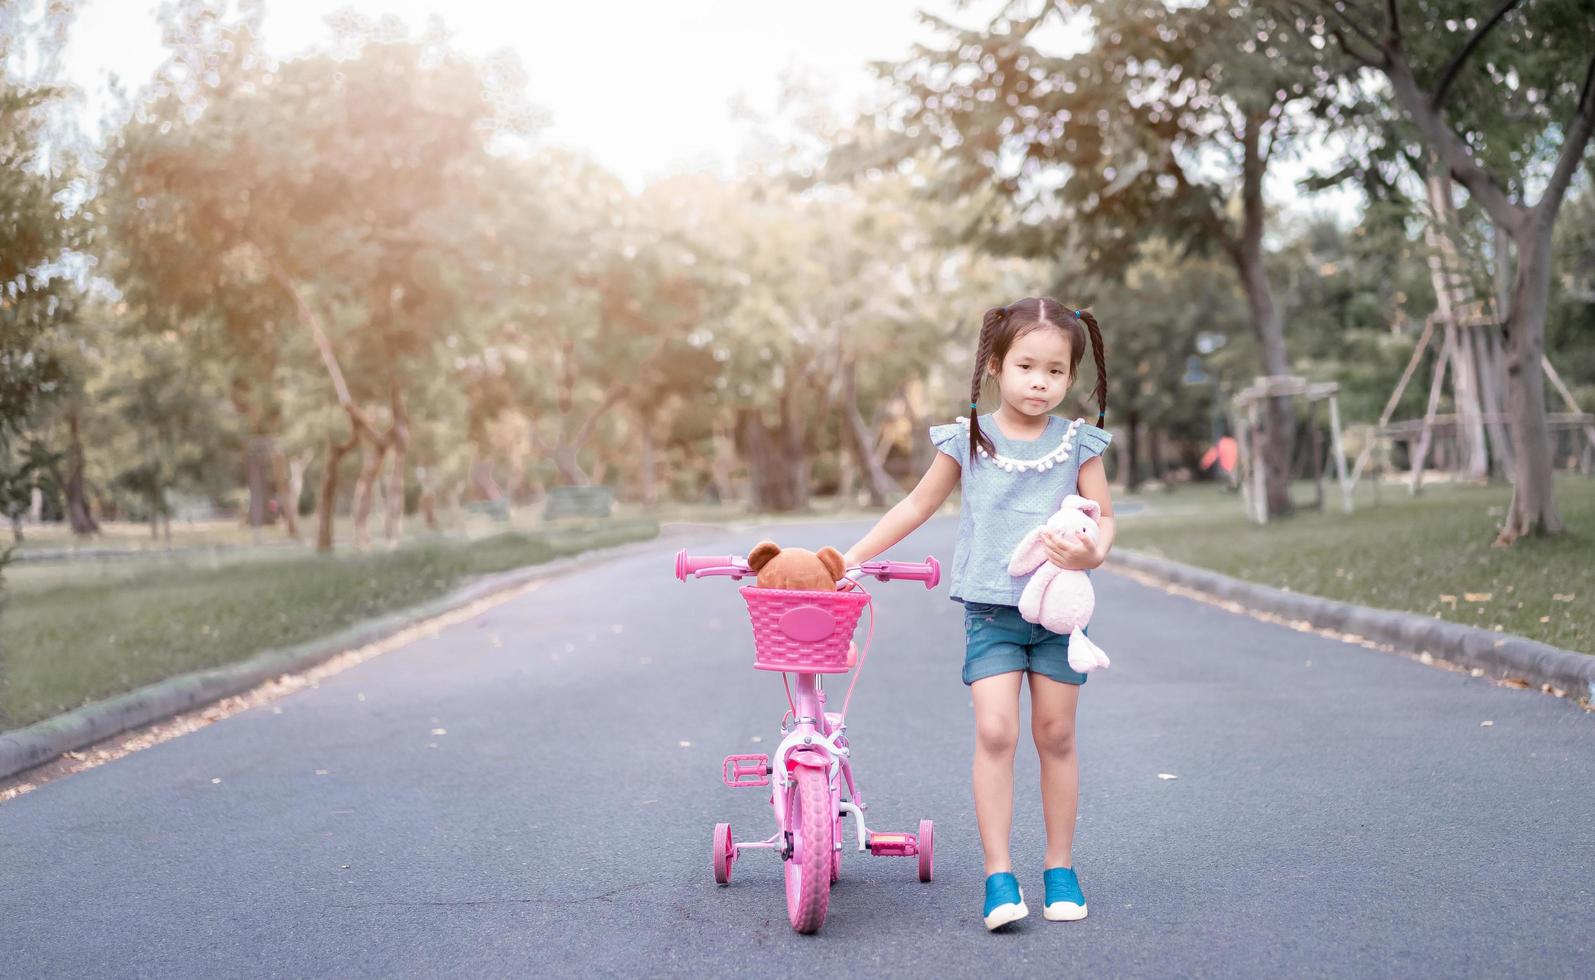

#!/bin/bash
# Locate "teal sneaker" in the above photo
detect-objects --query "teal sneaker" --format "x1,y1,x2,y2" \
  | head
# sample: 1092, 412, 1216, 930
1042, 866, 1088, 921
983, 872, 1029, 930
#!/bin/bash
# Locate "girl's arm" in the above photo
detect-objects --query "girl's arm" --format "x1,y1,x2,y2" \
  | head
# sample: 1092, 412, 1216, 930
841, 453, 961, 567
1041, 456, 1116, 570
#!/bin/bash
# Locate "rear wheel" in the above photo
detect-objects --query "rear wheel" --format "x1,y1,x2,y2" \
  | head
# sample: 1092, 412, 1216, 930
783, 765, 832, 933
918, 819, 935, 882
712, 823, 735, 885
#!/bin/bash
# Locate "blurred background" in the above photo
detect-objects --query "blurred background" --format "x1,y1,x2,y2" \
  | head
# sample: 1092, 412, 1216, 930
1, 0, 1592, 729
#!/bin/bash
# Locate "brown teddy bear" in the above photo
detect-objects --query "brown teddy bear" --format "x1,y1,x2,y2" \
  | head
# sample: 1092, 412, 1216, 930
747, 540, 845, 592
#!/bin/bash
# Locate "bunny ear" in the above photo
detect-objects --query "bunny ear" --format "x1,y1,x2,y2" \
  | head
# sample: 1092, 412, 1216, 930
1061, 494, 1100, 521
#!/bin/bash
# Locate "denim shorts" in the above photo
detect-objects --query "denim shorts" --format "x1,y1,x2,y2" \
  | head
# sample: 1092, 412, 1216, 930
961, 601, 1088, 687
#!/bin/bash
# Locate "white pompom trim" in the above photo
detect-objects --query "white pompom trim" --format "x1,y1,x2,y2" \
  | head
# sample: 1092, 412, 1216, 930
954, 416, 1085, 473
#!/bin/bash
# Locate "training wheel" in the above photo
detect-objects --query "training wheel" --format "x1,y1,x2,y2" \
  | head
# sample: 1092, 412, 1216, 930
713, 822, 736, 884
918, 819, 934, 882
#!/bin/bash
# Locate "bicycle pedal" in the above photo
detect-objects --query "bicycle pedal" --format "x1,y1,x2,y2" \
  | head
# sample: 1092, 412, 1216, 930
868, 832, 919, 857
722, 754, 771, 788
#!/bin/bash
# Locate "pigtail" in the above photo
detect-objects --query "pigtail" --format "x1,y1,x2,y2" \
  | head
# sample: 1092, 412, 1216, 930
1077, 307, 1108, 428
968, 306, 1005, 461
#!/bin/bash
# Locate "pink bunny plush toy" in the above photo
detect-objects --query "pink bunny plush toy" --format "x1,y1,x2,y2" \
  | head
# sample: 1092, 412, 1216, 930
1007, 494, 1111, 673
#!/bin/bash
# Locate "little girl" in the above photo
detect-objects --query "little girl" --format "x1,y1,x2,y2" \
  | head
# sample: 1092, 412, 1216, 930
842, 297, 1114, 931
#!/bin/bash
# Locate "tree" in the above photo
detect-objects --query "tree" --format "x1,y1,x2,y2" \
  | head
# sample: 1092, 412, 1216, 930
1298, 0, 1595, 540
864, 0, 1340, 517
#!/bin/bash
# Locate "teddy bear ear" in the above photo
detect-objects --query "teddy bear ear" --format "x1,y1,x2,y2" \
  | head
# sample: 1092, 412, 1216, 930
1062, 494, 1101, 521
747, 540, 782, 572
816, 546, 845, 582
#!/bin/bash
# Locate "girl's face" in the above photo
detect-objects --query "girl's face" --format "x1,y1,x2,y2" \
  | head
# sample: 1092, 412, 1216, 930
989, 326, 1073, 417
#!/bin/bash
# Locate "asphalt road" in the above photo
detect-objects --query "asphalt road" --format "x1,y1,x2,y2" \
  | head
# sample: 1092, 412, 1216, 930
3, 517, 1591, 979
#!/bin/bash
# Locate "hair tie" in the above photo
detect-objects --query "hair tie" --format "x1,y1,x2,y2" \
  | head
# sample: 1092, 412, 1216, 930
1074, 309, 1084, 318
970, 401, 978, 408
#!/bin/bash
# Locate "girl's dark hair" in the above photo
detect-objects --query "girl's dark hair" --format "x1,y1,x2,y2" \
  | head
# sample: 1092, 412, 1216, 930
968, 297, 1108, 461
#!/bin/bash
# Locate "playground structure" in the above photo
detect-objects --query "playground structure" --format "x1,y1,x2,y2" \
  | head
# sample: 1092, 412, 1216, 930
1347, 170, 1595, 497
1230, 374, 1353, 524
1232, 171, 1594, 525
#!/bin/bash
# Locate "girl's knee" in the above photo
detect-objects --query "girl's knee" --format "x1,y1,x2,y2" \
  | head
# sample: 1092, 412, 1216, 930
975, 717, 1020, 756
1033, 718, 1076, 757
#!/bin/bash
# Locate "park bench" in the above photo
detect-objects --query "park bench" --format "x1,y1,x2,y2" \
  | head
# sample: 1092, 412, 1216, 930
542, 485, 614, 521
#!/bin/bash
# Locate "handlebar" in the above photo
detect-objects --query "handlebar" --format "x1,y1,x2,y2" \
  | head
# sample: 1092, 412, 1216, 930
673, 548, 941, 590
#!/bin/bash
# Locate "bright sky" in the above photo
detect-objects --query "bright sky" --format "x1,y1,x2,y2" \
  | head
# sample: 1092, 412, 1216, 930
60, 0, 1355, 218
64, 0, 945, 188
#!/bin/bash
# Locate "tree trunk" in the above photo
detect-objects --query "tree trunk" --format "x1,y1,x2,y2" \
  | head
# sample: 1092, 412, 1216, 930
244, 436, 272, 531
1236, 252, 1296, 517
351, 437, 387, 551
639, 426, 658, 508
710, 419, 736, 504
316, 433, 357, 553
1123, 409, 1143, 491
1148, 426, 1165, 482
840, 362, 894, 507
1233, 113, 1295, 519
1496, 222, 1564, 542
735, 407, 808, 513
383, 393, 408, 546
64, 411, 98, 536
273, 449, 312, 539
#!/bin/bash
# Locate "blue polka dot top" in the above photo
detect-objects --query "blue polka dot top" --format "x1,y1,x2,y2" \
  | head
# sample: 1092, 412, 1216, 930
928, 413, 1112, 606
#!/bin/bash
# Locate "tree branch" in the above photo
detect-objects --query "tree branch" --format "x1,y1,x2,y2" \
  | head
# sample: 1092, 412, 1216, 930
1382, 54, 1524, 231
1330, 27, 1383, 69
1384, 0, 1402, 45
1432, 0, 1523, 111
1534, 54, 1595, 220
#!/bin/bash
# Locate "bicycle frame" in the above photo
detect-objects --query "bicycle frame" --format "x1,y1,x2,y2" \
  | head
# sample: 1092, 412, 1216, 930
676, 547, 940, 932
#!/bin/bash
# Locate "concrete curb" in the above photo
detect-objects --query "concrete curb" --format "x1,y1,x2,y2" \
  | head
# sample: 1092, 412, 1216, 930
0, 527, 693, 782
1108, 549, 1595, 703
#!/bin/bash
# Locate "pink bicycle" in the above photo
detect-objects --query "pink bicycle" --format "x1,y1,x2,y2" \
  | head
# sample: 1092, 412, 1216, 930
674, 548, 941, 934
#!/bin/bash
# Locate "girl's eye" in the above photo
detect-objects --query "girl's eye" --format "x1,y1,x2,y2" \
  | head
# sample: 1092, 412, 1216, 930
1052, 370, 1065, 376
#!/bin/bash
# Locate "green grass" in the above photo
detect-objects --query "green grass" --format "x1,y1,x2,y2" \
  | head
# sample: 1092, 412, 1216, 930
1114, 477, 1595, 654
0, 520, 657, 729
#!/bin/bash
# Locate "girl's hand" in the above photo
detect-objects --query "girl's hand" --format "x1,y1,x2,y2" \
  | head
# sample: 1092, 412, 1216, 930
1041, 528, 1103, 570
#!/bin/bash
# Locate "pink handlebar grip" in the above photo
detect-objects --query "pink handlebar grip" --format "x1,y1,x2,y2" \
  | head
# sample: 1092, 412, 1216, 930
857, 557, 941, 589
675, 549, 750, 581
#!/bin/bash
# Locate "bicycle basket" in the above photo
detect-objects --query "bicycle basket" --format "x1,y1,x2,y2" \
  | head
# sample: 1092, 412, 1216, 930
739, 586, 870, 673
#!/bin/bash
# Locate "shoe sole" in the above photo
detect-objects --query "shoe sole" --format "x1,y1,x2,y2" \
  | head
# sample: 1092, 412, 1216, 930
984, 899, 1029, 931
1043, 901, 1087, 921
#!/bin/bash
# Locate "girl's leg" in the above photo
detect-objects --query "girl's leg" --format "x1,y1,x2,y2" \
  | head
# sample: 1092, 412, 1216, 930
970, 671, 1024, 875
1028, 671, 1081, 869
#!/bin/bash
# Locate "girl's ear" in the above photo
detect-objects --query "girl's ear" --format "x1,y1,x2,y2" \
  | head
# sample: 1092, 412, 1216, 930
748, 540, 782, 572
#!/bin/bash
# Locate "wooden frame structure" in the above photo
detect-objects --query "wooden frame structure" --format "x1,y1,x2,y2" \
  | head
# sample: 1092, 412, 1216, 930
1231, 375, 1352, 524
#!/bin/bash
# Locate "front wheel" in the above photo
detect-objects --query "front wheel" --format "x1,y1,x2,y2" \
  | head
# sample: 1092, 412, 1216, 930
784, 765, 832, 933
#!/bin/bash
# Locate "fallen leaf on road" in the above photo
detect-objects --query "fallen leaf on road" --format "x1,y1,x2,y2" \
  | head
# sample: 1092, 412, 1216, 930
678, 741, 692, 748
1157, 773, 1178, 780
314, 769, 330, 776
211, 778, 221, 784
751, 736, 763, 743
1480, 720, 1494, 727
1419, 652, 1435, 664
1540, 616, 1551, 623
1439, 594, 1458, 608
1464, 593, 1492, 602
1552, 594, 1575, 602
430, 728, 447, 736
